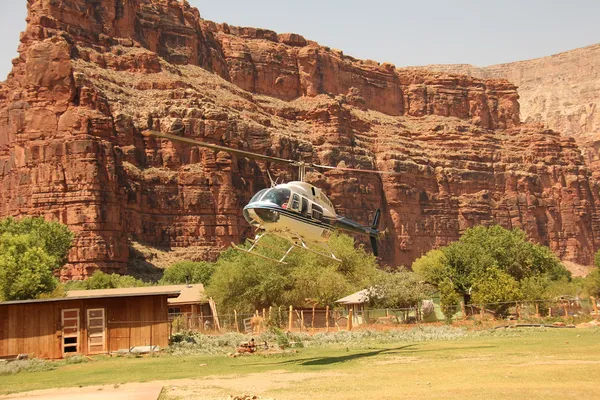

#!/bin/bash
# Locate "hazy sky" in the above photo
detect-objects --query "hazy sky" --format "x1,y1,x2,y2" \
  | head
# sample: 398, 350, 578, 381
1, 0, 598, 81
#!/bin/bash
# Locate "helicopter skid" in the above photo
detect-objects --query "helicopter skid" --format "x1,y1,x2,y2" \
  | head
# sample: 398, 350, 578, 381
232, 230, 341, 264
289, 240, 342, 263
232, 243, 290, 264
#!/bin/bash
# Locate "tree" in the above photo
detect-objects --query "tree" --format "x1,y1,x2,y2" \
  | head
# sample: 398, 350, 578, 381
0, 217, 74, 301
206, 233, 379, 313
368, 268, 432, 309
438, 278, 460, 324
545, 276, 585, 299
159, 261, 215, 285
519, 275, 552, 301
585, 268, 600, 298
66, 271, 148, 290
0, 217, 74, 264
412, 225, 570, 307
412, 249, 447, 286
471, 267, 523, 316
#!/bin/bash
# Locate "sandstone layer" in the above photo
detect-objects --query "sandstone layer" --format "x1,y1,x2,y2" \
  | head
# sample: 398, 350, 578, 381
0, 0, 598, 278
410, 44, 599, 152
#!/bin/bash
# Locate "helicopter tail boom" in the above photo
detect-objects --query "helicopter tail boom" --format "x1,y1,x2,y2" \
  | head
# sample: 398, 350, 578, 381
334, 208, 382, 257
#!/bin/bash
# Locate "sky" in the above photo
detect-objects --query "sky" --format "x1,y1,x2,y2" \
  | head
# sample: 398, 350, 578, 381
0, 0, 598, 81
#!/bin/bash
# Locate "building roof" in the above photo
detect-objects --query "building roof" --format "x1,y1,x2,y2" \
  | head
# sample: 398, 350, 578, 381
0, 288, 182, 306
166, 284, 207, 305
335, 289, 370, 305
0, 284, 207, 307
67, 284, 207, 305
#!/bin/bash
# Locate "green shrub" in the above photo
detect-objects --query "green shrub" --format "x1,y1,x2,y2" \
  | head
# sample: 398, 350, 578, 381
0, 359, 57, 375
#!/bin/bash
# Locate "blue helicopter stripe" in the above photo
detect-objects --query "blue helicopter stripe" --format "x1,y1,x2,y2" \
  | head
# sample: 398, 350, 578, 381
245, 204, 375, 237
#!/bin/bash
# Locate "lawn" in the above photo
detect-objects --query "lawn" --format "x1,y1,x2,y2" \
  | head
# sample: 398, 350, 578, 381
1, 327, 599, 399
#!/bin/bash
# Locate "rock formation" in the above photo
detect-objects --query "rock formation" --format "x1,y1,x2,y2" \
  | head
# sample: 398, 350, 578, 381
0, 0, 598, 278
410, 43, 599, 152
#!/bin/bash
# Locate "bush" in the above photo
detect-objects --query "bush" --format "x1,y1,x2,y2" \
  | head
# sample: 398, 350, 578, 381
0, 359, 57, 375
160, 261, 215, 285
65, 271, 148, 290
167, 326, 472, 356
64, 354, 88, 364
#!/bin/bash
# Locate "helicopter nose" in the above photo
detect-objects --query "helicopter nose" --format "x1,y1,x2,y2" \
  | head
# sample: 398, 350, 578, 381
244, 207, 280, 225
243, 209, 258, 226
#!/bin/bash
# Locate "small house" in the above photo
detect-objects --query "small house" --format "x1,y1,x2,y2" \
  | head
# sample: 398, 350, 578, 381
335, 289, 370, 325
161, 284, 220, 331
0, 287, 180, 359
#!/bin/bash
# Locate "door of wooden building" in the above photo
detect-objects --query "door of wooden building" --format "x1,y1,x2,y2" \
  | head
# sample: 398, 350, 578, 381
61, 308, 80, 356
86, 308, 106, 354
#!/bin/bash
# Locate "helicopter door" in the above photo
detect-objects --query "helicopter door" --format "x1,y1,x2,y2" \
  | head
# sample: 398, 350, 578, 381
290, 194, 301, 211
301, 197, 309, 217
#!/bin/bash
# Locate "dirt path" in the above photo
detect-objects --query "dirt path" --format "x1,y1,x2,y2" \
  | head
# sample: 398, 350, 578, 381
1, 371, 346, 400
0, 382, 164, 400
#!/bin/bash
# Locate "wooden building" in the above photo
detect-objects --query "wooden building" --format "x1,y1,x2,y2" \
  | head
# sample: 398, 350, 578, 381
163, 284, 212, 316
0, 287, 180, 359
163, 284, 220, 331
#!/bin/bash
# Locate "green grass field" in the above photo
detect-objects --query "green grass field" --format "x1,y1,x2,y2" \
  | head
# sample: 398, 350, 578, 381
1, 328, 599, 399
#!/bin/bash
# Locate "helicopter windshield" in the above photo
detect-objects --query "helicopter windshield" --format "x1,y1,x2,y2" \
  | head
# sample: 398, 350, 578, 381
261, 188, 291, 208
249, 189, 269, 204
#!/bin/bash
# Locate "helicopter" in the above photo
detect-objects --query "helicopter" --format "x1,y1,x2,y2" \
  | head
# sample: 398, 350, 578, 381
142, 130, 399, 264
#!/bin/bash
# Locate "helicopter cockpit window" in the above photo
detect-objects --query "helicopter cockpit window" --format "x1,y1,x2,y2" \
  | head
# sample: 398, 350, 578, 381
249, 189, 269, 204
261, 188, 291, 208
291, 194, 300, 211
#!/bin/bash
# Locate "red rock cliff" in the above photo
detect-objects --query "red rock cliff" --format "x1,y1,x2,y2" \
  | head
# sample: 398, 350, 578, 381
0, 0, 598, 278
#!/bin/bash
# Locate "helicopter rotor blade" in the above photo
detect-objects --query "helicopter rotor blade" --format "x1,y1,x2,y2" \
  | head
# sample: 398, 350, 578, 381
142, 130, 401, 176
311, 163, 402, 176
142, 130, 298, 166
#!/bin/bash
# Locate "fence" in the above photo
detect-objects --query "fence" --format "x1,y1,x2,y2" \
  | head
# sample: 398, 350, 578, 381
167, 297, 600, 336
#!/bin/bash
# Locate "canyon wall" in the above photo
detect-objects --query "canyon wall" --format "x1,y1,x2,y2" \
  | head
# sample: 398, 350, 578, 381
411, 44, 599, 145
0, 0, 598, 278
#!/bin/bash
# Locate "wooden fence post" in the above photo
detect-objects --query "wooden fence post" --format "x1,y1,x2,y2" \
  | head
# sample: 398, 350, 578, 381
516, 303, 520, 320
311, 304, 316, 331
278, 306, 282, 328
325, 306, 330, 333
301, 310, 305, 331
288, 306, 293, 331
562, 302, 569, 319
460, 301, 466, 320
347, 309, 353, 331
535, 302, 540, 318
234, 310, 239, 333
591, 296, 599, 320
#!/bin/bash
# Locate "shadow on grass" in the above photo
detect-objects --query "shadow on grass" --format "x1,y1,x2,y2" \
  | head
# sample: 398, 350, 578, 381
243, 344, 498, 368
245, 344, 416, 367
